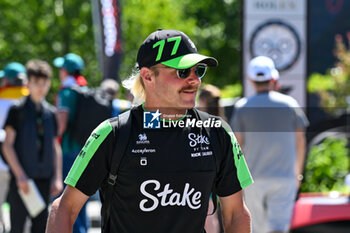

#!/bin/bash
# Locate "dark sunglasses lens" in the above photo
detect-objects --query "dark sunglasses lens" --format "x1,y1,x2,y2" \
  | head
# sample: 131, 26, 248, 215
177, 68, 191, 79
195, 65, 207, 78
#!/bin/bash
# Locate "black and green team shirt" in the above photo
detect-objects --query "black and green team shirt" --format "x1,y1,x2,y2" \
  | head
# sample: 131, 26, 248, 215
65, 105, 253, 233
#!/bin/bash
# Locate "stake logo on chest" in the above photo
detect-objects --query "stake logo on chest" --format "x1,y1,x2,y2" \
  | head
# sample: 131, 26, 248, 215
139, 179, 202, 212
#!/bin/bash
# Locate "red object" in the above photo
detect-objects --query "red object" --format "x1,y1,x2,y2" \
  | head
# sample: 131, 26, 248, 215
57, 136, 62, 144
291, 193, 350, 229
74, 75, 88, 86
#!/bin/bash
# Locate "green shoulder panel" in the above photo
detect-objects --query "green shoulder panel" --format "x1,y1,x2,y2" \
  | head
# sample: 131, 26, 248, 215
221, 120, 254, 189
64, 120, 113, 187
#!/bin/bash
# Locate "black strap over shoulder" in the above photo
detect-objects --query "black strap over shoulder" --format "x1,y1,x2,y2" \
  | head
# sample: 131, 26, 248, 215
100, 108, 222, 231
101, 109, 132, 233
192, 108, 221, 215
108, 110, 132, 184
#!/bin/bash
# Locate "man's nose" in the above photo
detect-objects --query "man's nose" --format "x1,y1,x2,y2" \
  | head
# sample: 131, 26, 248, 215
186, 67, 201, 85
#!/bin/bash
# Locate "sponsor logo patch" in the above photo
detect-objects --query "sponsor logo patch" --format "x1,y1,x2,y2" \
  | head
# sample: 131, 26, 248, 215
136, 133, 150, 144
139, 179, 202, 212
188, 133, 213, 158
131, 148, 156, 154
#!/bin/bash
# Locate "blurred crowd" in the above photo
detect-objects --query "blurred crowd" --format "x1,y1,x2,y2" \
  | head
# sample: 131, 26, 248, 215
0, 53, 308, 233
0, 54, 131, 233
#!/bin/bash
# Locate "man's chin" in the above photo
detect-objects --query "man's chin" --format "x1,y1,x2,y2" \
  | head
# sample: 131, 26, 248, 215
181, 100, 195, 109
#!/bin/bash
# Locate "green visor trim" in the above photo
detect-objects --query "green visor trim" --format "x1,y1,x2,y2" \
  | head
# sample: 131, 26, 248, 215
161, 53, 218, 69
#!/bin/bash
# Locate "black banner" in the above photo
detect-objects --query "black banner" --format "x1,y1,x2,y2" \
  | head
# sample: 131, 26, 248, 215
91, 0, 122, 81
308, 0, 350, 75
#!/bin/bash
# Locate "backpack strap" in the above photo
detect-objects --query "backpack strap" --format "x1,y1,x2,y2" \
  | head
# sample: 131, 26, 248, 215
192, 108, 221, 215
101, 109, 132, 232
63, 86, 83, 147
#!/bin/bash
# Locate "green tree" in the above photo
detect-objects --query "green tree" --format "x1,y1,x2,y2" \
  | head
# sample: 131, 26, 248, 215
120, 0, 242, 88
0, 0, 99, 101
0, 0, 243, 102
120, 0, 196, 81
301, 138, 349, 193
308, 32, 350, 113
183, 0, 242, 87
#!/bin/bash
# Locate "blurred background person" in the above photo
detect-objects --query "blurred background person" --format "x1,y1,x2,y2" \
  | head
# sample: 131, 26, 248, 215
198, 84, 225, 233
2, 59, 62, 233
270, 68, 281, 92
100, 78, 131, 117
198, 84, 226, 120
53, 53, 88, 233
54, 53, 87, 88
0, 62, 29, 98
0, 62, 28, 233
230, 56, 309, 233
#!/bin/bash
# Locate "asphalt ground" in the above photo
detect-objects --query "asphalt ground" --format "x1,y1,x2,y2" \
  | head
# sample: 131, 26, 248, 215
1, 200, 102, 233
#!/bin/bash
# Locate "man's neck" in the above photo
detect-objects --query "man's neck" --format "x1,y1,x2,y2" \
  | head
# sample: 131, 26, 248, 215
29, 95, 43, 109
61, 75, 77, 88
255, 86, 270, 94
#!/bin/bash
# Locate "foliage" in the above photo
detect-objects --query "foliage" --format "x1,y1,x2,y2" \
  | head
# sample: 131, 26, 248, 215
181, 0, 242, 87
0, 0, 100, 102
120, 0, 197, 80
307, 33, 350, 113
0, 0, 242, 102
220, 83, 242, 98
120, 0, 242, 87
300, 138, 349, 193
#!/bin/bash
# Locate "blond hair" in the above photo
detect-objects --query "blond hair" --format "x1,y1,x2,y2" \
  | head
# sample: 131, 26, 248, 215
122, 70, 145, 105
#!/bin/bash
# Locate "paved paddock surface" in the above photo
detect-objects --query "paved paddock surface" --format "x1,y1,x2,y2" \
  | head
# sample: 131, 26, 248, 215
87, 200, 101, 232
1, 200, 102, 233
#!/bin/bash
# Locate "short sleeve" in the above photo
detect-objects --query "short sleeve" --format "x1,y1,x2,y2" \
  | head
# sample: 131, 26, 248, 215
294, 107, 309, 129
285, 96, 309, 130
57, 88, 78, 122
229, 98, 247, 133
215, 121, 253, 197
64, 120, 114, 196
4, 106, 20, 131
230, 107, 244, 133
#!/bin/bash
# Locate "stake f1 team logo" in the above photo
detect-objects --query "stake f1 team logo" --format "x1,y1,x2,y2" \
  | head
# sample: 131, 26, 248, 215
143, 110, 161, 129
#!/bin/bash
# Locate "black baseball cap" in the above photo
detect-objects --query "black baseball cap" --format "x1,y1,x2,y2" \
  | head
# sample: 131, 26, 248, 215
136, 29, 218, 69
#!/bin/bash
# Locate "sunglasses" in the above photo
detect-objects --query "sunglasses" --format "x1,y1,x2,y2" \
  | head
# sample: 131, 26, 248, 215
153, 63, 208, 79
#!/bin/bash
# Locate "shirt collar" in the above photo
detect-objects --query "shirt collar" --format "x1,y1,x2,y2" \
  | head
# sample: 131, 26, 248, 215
61, 76, 77, 88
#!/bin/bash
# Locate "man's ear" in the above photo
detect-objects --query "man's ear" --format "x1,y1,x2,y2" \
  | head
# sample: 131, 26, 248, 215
140, 67, 154, 83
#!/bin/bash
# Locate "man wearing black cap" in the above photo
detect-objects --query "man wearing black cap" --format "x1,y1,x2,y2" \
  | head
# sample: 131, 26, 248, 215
46, 29, 253, 233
